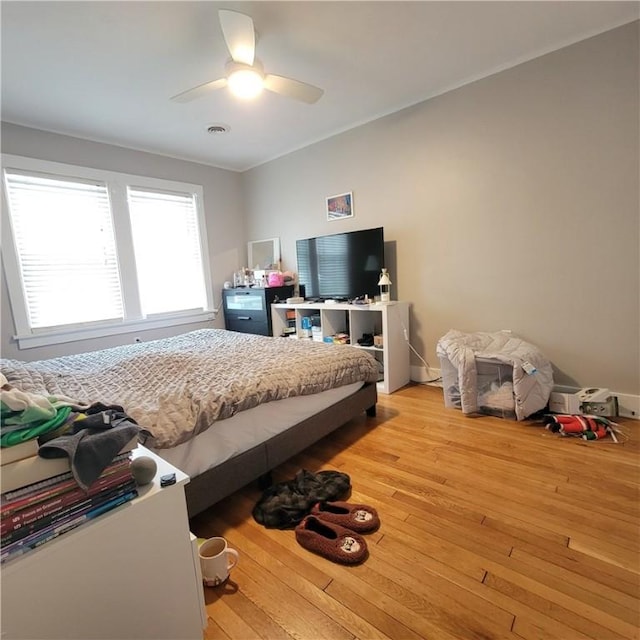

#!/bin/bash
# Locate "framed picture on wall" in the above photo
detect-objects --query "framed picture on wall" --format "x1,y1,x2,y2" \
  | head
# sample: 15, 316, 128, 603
326, 192, 353, 221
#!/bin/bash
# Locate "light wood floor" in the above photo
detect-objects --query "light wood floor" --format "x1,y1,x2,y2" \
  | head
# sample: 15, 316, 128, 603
190, 384, 639, 640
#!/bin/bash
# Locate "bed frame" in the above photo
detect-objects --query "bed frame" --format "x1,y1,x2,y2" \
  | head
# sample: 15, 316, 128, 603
184, 381, 377, 517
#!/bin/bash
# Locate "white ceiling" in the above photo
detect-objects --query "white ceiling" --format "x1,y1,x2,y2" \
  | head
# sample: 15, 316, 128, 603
2, 1, 638, 172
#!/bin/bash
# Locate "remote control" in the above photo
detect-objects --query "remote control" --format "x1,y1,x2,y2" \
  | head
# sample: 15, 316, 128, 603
160, 473, 176, 487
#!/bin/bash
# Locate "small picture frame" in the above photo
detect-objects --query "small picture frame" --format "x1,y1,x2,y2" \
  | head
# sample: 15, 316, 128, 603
326, 192, 353, 221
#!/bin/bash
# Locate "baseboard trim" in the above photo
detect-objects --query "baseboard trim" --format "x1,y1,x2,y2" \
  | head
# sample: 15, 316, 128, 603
410, 367, 639, 420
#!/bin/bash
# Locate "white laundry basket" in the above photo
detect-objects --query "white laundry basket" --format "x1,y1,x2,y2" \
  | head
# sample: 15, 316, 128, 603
440, 355, 517, 419
436, 329, 554, 420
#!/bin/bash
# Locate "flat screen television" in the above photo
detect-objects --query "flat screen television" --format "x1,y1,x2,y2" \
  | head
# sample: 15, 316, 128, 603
296, 227, 384, 301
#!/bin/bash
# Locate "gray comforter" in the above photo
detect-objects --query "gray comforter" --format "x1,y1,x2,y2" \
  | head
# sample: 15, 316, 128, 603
1, 329, 379, 449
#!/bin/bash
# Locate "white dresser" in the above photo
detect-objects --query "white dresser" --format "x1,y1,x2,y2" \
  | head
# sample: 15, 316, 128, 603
1, 447, 207, 639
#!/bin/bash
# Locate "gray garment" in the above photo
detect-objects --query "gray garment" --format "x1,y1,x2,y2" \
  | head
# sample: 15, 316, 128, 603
38, 406, 142, 490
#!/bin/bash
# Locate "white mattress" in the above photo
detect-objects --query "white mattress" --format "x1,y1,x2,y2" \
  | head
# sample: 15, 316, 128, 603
150, 381, 362, 478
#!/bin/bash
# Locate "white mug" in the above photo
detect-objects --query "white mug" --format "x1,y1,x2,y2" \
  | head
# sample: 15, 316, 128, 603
199, 537, 239, 587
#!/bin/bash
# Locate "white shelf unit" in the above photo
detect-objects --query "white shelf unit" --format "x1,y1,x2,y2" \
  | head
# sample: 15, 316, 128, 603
1, 447, 207, 640
272, 301, 410, 394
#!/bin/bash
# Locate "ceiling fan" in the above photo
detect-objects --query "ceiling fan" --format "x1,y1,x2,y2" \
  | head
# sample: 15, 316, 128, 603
171, 9, 324, 104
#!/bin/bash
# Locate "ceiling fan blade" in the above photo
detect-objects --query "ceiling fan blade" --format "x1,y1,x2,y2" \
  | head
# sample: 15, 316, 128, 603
170, 78, 227, 103
263, 74, 324, 104
219, 9, 255, 66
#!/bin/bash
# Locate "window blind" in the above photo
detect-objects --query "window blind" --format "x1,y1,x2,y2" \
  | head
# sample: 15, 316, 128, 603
3, 171, 124, 329
127, 187, 207, 315
316, 235, 349, 297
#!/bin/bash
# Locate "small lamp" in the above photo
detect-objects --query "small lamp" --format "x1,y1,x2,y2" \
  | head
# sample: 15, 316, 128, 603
378, 268, 392, 303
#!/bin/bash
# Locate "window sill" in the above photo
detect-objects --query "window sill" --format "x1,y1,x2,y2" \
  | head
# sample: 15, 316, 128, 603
13, 311, 217, 350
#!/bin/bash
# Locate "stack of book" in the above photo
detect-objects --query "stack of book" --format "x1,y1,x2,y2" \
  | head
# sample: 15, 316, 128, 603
0, 438, 138, 564
281, 309, 298, 337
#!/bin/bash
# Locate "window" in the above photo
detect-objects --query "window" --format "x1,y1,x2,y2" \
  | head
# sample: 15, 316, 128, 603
4, 171, 124, 329
2, 155, 213, 348
127, 187, 207, 316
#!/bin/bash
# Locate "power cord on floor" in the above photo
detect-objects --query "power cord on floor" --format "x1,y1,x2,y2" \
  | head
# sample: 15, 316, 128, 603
397, 310, 442, 385
409, 342, 442, 385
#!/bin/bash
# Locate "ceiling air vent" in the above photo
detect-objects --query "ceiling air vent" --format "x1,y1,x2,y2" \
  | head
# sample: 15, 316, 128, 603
207, 124, 230, 135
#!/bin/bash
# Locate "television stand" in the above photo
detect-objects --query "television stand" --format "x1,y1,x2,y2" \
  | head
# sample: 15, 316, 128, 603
305, 297, 348, 304
271, 301, 410, 394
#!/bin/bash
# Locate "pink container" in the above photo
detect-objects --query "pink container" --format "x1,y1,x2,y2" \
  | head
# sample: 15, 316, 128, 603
267, 272, 284, 287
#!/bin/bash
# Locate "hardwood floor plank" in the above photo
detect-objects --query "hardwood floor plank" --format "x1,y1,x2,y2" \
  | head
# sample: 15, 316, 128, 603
508, 547, 640, 625
511, 615, 593, 640
376, 532, 486, 583
324, 575, 472, 640
387, 486, 488, 524
377, 512, 492, 580
323, 579, 430, 640
332, 455, 577, 548
212, 514, 391, 640
439, 471, 640, 545
367, 540, 515, 631
480, 513, 570, 549
483, 571, 630, 640
483, 555, 640, 640
192, 384, 639, 640
233, 562, 354, 640
564, 472, 639, 503
556, 481, 639, 521
222, 505, 455, 639
512, 540, 640, 599
404, 511, 515, 560
569, 534, 640, 573
220, 515, 333, 590
213, 588, 295, 640
430, 445, 569, 489
350, 560, 515, 640
203, 616, 232, 640
377, 534, 599, 640
203, 601, 263, 640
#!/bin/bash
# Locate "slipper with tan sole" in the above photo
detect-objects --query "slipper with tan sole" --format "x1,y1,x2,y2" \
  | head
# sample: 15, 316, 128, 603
311, 501, 380, 533
295, 515, 368, 564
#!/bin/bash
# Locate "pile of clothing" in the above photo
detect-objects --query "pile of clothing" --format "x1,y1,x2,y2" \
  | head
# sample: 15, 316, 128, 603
1, 374, 143, 489
252, 469, 351, 528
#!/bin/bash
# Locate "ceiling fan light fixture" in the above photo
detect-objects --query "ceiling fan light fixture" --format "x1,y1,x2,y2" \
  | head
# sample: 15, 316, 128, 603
171, 12, 324, 105
227, 62, 264, 99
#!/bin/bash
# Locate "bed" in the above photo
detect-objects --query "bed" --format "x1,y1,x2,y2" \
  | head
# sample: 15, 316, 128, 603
1, 329, 379, 516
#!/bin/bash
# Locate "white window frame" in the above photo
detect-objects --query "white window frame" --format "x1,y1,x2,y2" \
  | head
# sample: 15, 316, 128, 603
1, 154, 215, 349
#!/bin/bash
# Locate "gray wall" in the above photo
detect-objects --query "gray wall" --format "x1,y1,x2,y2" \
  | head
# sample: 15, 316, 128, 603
2, 23, 638, 397
0, 123, 243, 360
242, 23, 639, 395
